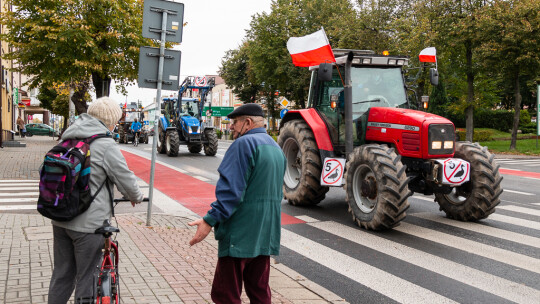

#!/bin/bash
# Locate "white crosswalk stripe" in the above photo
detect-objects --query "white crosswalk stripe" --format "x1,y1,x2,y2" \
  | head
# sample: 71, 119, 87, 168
281, 229, 458, 304
498, 205, 540, 217
0, 180, 39, 211
412, 212, 540, 248
280, 201, 540, 303
308, 221, 540, 303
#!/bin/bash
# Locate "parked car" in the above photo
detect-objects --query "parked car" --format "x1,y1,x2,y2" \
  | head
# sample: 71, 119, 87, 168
25, 123, 59, 137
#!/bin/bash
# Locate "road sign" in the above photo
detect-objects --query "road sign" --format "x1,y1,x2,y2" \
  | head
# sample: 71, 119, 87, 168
280, 108, 289, 119
142, 0, 184, 43
321, 158, 346, 186
194, 76, 207, 87
202, 106, 234, 117
138, 46, 181, 90
280, 97, 290, 108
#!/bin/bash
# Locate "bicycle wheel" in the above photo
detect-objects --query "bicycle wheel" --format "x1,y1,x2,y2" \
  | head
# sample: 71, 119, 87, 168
96, 250, 119, 303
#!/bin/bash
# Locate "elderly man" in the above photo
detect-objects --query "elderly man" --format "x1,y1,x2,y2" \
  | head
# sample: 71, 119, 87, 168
189, 103, 286, 304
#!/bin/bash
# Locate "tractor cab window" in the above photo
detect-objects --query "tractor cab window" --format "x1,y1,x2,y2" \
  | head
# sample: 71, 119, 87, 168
351, 67, 408, 116
181, 101, 199, 118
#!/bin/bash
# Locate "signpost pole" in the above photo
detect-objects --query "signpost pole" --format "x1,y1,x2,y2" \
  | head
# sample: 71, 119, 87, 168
537, 84, 539, 149
147, 11, 168, 227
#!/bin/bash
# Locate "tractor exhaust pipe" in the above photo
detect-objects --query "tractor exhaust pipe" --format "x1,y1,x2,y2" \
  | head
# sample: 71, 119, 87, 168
345, 52, 354, 156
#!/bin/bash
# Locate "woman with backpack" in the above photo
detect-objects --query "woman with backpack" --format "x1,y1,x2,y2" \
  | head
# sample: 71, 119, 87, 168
47, 97, 144, 304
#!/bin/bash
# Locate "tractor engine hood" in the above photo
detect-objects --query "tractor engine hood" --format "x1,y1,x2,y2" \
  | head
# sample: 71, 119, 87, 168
365, 107, 455, 159
367, 107, 453, 126
181, 116, 200, 126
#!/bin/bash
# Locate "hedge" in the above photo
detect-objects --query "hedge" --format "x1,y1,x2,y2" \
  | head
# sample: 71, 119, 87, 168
444, 109, 531, 132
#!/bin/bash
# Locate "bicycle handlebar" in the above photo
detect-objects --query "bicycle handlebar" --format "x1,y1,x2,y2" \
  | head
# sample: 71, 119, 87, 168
113, 198, 149, 203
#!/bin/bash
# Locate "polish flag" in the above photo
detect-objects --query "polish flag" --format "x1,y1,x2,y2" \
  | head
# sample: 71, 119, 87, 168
287, 28, 336, 67
419, 47, 437, 63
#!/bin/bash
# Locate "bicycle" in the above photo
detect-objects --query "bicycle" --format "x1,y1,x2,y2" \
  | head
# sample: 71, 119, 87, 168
133, 132, 139, 147
91, 197, 148, 304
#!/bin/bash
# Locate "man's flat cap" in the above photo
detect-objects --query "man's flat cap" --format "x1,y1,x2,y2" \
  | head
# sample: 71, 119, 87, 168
227, 103, 264, 119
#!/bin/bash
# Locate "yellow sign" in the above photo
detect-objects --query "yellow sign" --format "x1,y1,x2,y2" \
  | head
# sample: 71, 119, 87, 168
280, 98, 289, 108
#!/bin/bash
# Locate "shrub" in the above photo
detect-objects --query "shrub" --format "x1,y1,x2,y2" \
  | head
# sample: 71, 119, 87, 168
456, 129, 494, 142
442, 108, 530, 132
215, 129, 223, 139
520, 122, 537, 134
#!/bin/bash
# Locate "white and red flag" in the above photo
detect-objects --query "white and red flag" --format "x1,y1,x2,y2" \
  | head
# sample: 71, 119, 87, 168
287, 28, 336, 67
419, 47, 437, 63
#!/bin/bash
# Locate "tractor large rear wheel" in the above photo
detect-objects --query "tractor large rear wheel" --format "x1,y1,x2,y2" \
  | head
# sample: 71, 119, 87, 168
166, 131, 180, 157
435, 142, 502, 221
156, 121, 166, 154
345, 144, 411, 230
277, 120, 328, 206
204, 129, 218, 156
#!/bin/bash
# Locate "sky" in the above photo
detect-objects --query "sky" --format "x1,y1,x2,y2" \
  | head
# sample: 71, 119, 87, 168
109, 0, 273, 106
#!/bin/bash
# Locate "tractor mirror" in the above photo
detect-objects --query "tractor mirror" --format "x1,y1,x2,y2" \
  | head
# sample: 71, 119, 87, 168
318, 63, 333, 82
430, 68, 439, 86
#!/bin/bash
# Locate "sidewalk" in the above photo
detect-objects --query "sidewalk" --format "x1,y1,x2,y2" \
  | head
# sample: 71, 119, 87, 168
0, 136, 346, 304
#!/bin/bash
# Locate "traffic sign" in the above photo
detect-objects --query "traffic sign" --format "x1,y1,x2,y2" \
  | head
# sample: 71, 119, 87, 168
138, 46, 181, 90
142, 0, 184, 43
280, 97, 290, 108
194, 76, 207, 87
280, 108, 289, 119
202, 107, 234, 117
321, 158, 346, 186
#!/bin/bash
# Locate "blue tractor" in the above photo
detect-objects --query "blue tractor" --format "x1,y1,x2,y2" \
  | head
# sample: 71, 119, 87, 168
157, 76, 218, 157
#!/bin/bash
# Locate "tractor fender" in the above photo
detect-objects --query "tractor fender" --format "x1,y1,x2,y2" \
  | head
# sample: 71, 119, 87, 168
159, 116, 169, 129
280, 109, 333, 151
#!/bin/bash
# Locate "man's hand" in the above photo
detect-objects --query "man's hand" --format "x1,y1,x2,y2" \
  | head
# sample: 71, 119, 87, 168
188, 219, 212, 246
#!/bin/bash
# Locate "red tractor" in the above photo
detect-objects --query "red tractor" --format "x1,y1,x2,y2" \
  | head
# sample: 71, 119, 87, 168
278, 49, 503, 230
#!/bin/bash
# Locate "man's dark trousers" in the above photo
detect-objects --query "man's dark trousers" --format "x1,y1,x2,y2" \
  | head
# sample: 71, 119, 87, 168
211, 255, 271, 304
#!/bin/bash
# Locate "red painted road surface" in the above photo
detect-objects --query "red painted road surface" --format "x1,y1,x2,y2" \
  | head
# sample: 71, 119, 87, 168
122, 150, 539, 225
121, 151, 305, 225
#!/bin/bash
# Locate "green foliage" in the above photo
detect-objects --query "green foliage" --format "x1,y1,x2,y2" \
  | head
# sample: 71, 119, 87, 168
215, 129, 223, 139
0, 0, 150, 105
456, 129, 493, 142
446, 108, 533, 132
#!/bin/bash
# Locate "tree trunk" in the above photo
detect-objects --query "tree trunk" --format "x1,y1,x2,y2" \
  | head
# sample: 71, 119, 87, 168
465, 42, 474, 142
71, 80, 90, 115
510, 70, 521, 150
92, 72, 111, 98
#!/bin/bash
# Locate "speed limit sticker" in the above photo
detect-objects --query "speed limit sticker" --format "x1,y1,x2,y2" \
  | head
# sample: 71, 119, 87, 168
321, 158, 346, 186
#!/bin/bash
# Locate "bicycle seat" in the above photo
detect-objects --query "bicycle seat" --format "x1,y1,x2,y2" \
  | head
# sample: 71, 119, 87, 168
95, 220, 120, 235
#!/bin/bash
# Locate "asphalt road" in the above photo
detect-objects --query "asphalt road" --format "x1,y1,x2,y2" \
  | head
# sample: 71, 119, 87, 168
119, 138, 540, 304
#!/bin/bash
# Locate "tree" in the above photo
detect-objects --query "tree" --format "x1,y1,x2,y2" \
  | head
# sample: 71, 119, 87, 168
0, 0, 149, 113
477, 0, 540, 150
219, 44, 261, 103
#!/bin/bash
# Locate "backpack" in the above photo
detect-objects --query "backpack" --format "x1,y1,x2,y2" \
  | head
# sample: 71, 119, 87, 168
37, 134, 110, 221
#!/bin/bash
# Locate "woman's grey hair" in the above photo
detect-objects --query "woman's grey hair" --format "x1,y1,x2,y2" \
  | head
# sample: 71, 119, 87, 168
87, 97, 122, 128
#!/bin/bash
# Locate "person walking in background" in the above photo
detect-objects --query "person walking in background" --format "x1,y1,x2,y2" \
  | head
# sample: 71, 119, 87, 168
48, 97, 144, 303
189, 103, 286, 304
16, 116, 25, 137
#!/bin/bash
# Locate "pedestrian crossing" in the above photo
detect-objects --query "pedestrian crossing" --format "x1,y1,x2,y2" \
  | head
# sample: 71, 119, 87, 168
0, 180, 39, 211
279, 196, 540, 304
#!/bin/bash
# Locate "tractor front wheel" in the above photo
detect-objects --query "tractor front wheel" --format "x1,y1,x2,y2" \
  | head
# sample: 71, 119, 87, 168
188, 144, 202, 154
345, 144, 411, 230
204, 129, 218, 156
277, 120, 328, 206
166, 131, 180, 157
435, 142, 502, 221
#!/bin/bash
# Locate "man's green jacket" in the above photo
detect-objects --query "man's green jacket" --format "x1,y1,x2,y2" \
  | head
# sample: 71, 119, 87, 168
203, 128, 286, 258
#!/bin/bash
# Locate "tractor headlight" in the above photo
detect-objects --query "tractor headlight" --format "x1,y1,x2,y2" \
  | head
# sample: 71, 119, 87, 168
188, 127, 192, 134
428, 124, 455, 155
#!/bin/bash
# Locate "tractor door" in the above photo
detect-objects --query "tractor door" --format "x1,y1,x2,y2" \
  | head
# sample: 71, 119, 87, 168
313, 66, 362, 149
